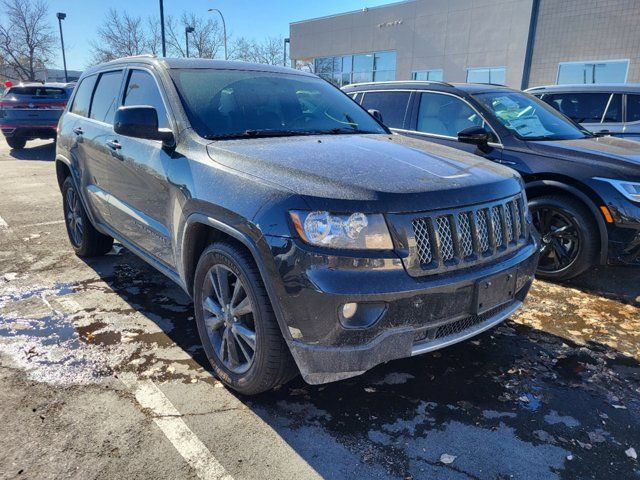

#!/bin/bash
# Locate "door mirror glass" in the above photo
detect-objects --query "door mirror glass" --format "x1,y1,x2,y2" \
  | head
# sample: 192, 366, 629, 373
368, 109, 383, 123
114, 106, 173, 143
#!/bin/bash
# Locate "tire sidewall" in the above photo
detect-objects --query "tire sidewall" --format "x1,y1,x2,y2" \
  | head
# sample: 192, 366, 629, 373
530, 196, 593, 280
193, 244, 270, 392
62, 177, 85, 254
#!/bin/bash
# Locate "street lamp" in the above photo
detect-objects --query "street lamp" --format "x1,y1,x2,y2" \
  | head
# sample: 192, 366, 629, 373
56, 12, 68, 83
185, 26, 195, 58
207, 8, 227, 60
159, 0, 166, 57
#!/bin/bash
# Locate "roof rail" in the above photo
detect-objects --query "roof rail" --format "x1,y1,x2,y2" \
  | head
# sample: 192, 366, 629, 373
343, 79, 455, 88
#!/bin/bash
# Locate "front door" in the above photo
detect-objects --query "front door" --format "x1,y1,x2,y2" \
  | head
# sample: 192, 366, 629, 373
404, 91, 503, 162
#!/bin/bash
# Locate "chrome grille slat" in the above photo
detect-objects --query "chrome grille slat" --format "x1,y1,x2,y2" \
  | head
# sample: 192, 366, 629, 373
410, 194, 527, 275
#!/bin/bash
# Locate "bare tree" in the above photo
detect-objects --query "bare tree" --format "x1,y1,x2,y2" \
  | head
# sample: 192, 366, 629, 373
90, 9, 149, 64
166, 12, 224, 58
229, 36, 287, 66
146, 16, 162, 57
0, 0, 55, 81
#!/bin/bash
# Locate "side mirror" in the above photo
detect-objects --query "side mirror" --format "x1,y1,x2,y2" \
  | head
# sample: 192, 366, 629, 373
458, 126, 491, 152
368, 109, 384, 124
114, 106, 174, 145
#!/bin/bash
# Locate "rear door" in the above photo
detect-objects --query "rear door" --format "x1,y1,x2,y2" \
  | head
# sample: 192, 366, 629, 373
0, 85, 68, 130
100, 67, 176, 266
404, 91, 502, 162
359, 90, 412, 130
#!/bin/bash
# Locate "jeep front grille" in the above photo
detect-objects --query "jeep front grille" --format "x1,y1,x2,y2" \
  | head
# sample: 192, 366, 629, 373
410, 195, 527, 275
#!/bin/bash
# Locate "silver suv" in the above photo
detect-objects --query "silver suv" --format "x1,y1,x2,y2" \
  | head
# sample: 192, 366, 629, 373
527, 83, 640, 141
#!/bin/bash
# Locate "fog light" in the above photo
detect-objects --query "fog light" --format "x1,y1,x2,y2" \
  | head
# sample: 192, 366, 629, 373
342, 302, 358, 319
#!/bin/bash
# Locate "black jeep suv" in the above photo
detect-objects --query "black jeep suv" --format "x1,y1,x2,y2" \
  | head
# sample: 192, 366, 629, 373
56, 57, 538, 394
344, 81, 640, 281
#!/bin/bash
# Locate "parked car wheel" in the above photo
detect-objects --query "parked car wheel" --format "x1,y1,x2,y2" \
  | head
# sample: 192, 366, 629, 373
61, 176, 114, 257
530, 195, 598, 281
193, 241, 296, 395
6, 137, 26, 150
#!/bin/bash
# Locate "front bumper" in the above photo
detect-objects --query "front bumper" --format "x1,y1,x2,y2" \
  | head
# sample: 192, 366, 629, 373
605, 197, 640, 266
266, 236, 539, 384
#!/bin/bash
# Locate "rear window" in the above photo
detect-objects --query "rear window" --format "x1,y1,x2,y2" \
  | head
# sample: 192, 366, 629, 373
6, 87, 67, 98
89, 71, 124, 124
360, 91, 410, 129
70, 75, 98, 117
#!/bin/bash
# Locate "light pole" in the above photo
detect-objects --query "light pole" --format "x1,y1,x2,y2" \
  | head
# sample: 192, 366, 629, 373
207, 8, 227, 60
56, 12, 68, 82
283, 38, 290, 67
159, 0, 166, 57
185, 26, 194, 58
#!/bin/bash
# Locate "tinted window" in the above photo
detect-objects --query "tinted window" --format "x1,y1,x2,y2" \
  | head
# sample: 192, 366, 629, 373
603, 94, 622, 122
7, 87, 67, 98
360, 91, 410, 129
123, 70, 169, 129
417, 92, 487, 138
542, 93, 616, 123
89, 71, 123, 124
474, 91, 589, 141
627, 95, 640, 123
168, 69, 386, 139
70, 75, 98, 117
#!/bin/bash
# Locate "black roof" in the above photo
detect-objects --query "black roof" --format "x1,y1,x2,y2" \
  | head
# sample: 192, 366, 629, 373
82, 55, 314, 78
341, 80, 516, 95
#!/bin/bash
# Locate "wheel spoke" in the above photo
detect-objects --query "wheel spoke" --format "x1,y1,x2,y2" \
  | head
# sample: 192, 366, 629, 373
232, 329, 253, 362
225, 329, 242, 368
203, 296, 223, 317
230, 279, 244, 310
231, 297, 252, 317
216, 266, 230, 306
233, 323, 256, 351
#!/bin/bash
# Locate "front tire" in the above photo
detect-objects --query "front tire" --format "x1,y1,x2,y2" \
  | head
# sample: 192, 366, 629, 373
6, 137, 26, 150
193, 241, 296, 395
530, 195, 598, 281
62, 177, 114, 257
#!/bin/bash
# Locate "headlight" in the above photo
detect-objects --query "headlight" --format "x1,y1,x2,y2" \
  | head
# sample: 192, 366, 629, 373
594, 178, 640, 202
289, 211, 393, 249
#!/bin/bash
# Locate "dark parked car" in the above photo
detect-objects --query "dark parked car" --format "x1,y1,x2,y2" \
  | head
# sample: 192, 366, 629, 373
1, 81, 75, 149
56, 57, 538, 394
343, 81, 640, 280
526, 83, 640, 141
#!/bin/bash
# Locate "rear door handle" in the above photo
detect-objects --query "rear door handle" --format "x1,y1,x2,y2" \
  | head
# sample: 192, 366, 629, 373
73, 127, 84, 135
106, 139, 122, 151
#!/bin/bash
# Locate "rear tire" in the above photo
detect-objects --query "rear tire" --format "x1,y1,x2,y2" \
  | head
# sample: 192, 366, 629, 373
6, 137, 26, 150
193, 241, 297, 395
62, 176, 114, 257
530, 194, 598, 281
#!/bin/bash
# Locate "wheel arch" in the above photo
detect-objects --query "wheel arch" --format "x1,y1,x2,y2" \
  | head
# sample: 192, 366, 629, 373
525, 178, 608, 264
180, 213, 293, 342
55, 155, 72, 191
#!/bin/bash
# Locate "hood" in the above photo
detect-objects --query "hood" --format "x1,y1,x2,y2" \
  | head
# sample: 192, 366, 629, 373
206, 134, 522, 213
529, 136, 640, 177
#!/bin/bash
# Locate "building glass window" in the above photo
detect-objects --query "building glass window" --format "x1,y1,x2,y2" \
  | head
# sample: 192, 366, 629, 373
314, 51, 396, 86
466, 67, 506, 85
557, 60, 629, 85
412, 70, 444, 81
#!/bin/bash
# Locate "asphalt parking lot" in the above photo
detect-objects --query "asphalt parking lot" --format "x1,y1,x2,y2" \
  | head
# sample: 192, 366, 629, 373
0, 139, 639, 480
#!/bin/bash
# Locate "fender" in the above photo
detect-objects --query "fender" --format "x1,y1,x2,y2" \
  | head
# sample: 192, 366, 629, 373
526, 179, 608, 264
180, 213, 294, 343
55, 153, 101, 231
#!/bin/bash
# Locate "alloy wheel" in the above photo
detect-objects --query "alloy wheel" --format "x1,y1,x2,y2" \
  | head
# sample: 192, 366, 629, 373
202, 264, 257, 374
65, 187, 84, 247
532, 206, 581, 274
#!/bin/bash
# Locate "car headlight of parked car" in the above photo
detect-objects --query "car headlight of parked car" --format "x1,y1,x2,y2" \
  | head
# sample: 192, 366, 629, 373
290, 211, 394, 249
594, 178, 640, 202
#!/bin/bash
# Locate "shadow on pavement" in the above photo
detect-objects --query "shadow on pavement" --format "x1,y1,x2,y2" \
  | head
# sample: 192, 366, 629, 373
79, 248, 640, 480
8, 141, 56, 161
566, 265, 640, 306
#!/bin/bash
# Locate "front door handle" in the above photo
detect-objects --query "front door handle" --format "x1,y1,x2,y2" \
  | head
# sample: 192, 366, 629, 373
106, 139, 122, 151
73, 127, 84, 135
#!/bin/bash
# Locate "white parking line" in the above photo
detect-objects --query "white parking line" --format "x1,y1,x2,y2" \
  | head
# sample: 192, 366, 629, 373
0, 215, 8, 229
121, 374, 234, 480
53, 295, 234, 480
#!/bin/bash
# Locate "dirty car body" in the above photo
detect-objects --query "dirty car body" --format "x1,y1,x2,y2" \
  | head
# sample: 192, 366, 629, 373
55, 57, 538, 393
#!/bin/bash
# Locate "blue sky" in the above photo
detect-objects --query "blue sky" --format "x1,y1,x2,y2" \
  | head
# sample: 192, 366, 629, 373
47, 0, 392, 70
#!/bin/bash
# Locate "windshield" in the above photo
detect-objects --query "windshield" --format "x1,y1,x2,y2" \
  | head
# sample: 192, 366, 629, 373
169, 69, 387, 139
473, 91, 591, 141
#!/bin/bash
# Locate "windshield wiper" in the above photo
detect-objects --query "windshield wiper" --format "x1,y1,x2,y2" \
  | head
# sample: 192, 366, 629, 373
204, 129, 313, 140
